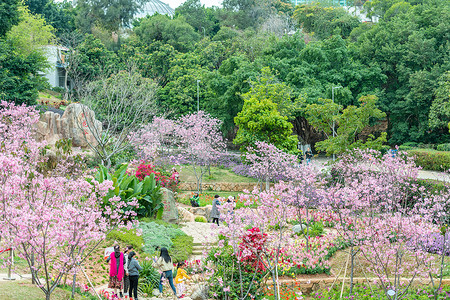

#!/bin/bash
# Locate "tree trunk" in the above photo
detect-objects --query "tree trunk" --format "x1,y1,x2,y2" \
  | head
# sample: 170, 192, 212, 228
31, 253, 37, 284
71, 272, 77, 299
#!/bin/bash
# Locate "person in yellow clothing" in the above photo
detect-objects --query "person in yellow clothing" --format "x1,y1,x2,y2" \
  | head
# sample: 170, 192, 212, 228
175, 262, 191, 298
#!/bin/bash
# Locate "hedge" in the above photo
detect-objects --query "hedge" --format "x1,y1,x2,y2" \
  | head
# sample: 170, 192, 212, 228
408, 149, 450, 171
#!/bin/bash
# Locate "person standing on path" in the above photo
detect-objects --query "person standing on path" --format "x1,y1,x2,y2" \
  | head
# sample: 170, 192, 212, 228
123, 245, 133, 300
153, 247, 178, 299
175, 261, 191, 298
305, 148, 313, 165
127, 251, 143, 300
210, 194, 221, 226
106, 245, 125, 299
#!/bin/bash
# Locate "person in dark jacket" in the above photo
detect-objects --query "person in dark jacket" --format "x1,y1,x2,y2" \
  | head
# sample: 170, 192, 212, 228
127, 251, 142, 300
210, 194, 221, 226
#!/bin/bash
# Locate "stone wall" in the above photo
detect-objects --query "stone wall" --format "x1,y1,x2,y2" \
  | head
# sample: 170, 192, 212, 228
178, 182, 268, 192
34, 103, 102, 148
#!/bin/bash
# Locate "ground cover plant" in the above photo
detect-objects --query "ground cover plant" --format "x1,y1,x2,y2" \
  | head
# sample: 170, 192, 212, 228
313, 284, 450, 300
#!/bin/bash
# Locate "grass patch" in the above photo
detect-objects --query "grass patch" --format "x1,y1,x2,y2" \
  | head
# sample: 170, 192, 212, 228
178, 191, 243, 207
178, 166, 257, 183
106, 228, 144, 252
170, 235, 194, 262
0, 281, 92, 300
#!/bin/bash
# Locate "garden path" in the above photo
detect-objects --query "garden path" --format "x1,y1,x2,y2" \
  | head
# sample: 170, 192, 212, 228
314, 157, 450, 183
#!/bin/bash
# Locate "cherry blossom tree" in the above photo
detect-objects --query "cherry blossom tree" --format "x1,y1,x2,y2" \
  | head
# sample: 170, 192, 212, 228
323, 149, 434, 297
175, 111, 225, 192
131, 116, 178, 166
0, 102, 137, 300
245, 141, 298, 190
132, 111, 225, 192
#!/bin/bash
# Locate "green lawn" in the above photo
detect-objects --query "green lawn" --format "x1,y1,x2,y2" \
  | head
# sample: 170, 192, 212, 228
178, 191, 258, 209
178, 166, 256, 183
0, 281, 90, 300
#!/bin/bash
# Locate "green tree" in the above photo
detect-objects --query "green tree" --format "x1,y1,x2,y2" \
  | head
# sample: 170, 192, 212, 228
0, 0, 21, 37
75, 0, 146, 33
134, 14, 200, 52
24, 0, 75, 35
293, 3, 361, 39
429, 71, 450, 133
351, 0, 450, 144
175, 0, 220, 37
6, 6, 54, 55
305, 95, 387, 155
0, 6, 52, 105
234, 73, 298, 153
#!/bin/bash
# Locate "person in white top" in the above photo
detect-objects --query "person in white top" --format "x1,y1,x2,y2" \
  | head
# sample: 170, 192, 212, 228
123, 245, 133, 299
152, 247, 178, 299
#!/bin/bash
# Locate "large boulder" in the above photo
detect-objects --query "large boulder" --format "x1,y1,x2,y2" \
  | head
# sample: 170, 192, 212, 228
185, 205, 212, 221
190, 284, 208, 300
292, 224, 307, 234
178, 206, 195, 222
161, 188, 178, 223
34, 103, 102, 148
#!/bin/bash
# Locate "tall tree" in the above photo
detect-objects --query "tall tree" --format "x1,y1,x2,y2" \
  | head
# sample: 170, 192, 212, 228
234, 72, 298, 153
351, 0, 450, 144
0, 0, 21, 37
0, 6, 53, 105
75, 0, 147, 33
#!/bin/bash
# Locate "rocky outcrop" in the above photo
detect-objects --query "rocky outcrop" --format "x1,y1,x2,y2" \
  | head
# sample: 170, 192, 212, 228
161, 188, 179, 223
185, 205, 212, 221
34, 103, 102, 148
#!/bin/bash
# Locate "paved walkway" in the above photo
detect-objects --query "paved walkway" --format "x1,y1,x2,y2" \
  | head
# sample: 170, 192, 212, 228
313, 157, 450, 183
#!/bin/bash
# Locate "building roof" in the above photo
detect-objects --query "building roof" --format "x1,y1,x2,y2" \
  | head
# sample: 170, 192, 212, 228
135, 0, 175, 18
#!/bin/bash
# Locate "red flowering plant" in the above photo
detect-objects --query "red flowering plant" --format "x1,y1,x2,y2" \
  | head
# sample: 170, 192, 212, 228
135, 163, 179, 191
239, 227, 268, 272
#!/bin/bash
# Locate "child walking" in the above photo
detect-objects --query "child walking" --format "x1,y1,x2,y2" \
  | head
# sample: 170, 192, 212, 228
175, 262, 191, 298
153, 247, 178, 299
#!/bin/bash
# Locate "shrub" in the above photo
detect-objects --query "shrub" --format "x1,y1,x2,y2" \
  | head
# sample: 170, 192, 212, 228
195, 216, 207, 222
138, 260, 160, 295
303, 221, 324, 237
421, 232, 450, 256
207, 245, 265, 299
90, 164, 163, 218
136, 163, 179, 191
437, 143, 450, 152
140, 221, 186, 253
408, 149, 450, 171
314, 284, 450, 299
170, 235, 194, 262
106, 228, 145, 252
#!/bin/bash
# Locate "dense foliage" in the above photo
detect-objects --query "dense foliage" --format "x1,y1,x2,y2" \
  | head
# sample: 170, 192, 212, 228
3, 0, 450, 148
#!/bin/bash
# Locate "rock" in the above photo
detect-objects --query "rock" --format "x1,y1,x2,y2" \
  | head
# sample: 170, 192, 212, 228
178, 206, 195, 222
187, 206, 212, 221
34, 103, 102, 148
190, 284, 208, 300
161, 188, 178, 223
152, 289, 161, 296
292, 224, 307, 234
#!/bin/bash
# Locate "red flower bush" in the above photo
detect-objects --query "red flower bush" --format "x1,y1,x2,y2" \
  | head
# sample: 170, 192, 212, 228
135, 163, 179, 191
239, 227, 267, 272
